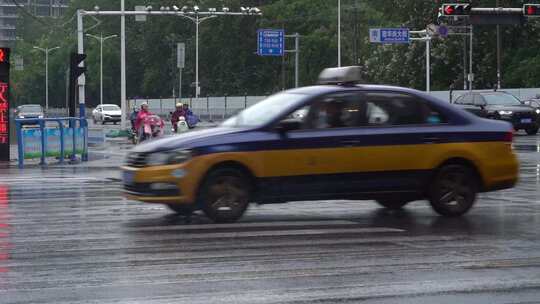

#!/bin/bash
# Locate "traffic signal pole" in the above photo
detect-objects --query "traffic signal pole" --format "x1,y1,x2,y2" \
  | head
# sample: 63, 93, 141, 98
77, 8, 262, 129
440, 3, 540, 91
77, 10, 86, 120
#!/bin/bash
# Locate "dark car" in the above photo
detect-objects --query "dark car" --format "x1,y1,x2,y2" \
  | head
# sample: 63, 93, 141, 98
522, 98, 540, 113
121, 66, 518, 223
453, 91, 539, 135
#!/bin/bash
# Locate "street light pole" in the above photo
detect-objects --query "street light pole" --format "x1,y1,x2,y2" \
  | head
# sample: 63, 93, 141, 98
86, 33, 118, 105
175, 13, 216, 99
121, 0, 127, 128
33, 46, 60, 112
196, 16, 199, 98
338, 0, 341, 67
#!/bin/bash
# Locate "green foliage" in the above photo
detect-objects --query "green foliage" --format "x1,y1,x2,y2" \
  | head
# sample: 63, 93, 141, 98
10, 0, 540, 108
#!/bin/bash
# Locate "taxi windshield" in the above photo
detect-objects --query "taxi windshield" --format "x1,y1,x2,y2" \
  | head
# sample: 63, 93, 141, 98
221, 93, 306, 127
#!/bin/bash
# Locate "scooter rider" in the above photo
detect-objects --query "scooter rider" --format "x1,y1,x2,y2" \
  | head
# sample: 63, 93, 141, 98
129, 107, 139, 130
171, 103, 186, 132
182, 103, 200, 128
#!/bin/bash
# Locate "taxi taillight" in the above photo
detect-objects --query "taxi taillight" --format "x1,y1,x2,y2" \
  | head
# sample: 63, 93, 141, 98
503, 131, 513, 142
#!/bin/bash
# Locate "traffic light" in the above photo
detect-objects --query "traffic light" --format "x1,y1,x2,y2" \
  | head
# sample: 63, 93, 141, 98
68, 52, 86, 117
70, 53, 86, 79
441, 3, 472, 16
524, 4, 540, 16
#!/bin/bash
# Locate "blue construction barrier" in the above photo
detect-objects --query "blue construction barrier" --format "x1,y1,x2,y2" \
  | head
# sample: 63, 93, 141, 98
15, 118, 88, 168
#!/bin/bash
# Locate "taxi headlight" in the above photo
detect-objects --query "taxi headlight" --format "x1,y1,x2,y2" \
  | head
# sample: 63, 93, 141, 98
167, 150, 192, 164
147, 152, 170, 166
536, 109, 540, 114
147, 150, 192, 166
498, 110, 513, 115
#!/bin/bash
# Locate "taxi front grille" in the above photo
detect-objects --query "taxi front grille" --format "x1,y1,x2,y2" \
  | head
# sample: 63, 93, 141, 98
125, 152, 148, 167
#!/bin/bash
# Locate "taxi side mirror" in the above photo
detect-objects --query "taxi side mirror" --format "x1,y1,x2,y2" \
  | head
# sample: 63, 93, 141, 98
276, 119, 301, 134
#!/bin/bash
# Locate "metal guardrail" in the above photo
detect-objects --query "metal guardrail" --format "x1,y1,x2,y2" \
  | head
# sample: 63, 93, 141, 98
14, 118, 88, 168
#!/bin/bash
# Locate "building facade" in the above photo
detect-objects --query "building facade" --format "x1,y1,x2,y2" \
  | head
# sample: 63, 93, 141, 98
0, 0, 69, 47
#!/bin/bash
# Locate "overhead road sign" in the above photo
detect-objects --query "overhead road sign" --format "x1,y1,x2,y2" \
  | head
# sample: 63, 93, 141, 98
257, 29, 284, 56
369, 28, 410, 44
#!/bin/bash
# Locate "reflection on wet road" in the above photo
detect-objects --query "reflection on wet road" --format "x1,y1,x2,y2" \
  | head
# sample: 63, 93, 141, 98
0, 135, 540, 303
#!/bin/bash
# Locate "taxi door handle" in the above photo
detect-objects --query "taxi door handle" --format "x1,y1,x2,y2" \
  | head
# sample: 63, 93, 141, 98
423, 136, 442, 144
341, 140, 361, 146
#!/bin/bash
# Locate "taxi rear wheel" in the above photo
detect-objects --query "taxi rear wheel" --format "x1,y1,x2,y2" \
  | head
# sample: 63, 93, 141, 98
376, 199, 409, 210
199, 168, 251, 223
429, 165, 477, 217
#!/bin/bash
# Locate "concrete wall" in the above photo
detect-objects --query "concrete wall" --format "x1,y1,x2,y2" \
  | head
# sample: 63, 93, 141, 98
42, 88, 540, 121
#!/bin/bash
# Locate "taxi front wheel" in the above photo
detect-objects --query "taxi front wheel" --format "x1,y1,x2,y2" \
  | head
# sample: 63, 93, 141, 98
199, 168, 251, 223
429, 165, 478, 217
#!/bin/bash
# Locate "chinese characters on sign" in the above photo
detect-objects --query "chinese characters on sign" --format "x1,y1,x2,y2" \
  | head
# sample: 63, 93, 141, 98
0, 48, 9, 161
369, 28, 410, 44
257, 29, 285, 56
0, 82, 7, 144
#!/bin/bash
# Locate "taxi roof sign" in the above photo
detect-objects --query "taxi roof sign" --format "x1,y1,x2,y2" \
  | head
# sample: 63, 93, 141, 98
318, 66, 362, 85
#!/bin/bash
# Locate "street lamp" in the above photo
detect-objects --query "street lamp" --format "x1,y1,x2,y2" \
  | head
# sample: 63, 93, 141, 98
86, 33, 118, 105
176, 6, 262, 98
33, 46, 60, 112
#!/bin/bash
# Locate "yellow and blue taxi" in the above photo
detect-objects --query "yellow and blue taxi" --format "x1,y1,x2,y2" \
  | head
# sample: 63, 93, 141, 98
122, 66, 518, 223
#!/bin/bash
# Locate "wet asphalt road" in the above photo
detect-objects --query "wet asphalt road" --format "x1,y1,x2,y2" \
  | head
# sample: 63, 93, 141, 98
1, 135, 540, 303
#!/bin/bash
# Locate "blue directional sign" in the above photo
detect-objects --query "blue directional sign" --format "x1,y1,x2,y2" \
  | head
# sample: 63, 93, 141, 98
369, 28, 410, 44
257, 29, 284, 56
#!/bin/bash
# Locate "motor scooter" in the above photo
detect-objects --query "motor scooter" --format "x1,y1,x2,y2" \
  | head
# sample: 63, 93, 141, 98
173, 116, 190, 133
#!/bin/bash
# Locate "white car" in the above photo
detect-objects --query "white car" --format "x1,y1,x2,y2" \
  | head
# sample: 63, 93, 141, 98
92, 104, 121, 125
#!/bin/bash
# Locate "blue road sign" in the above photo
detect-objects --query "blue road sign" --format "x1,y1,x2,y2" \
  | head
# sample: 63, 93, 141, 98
257, 29, 284, 56
369, 28, 410, 44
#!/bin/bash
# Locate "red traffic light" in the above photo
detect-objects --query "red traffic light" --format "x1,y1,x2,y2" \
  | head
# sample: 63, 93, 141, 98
441, 3, 472, 16
524, 4, 540, 16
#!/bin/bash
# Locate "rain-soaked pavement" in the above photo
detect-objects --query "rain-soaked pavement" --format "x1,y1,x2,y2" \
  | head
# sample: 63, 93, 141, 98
1, 135, 540, 303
